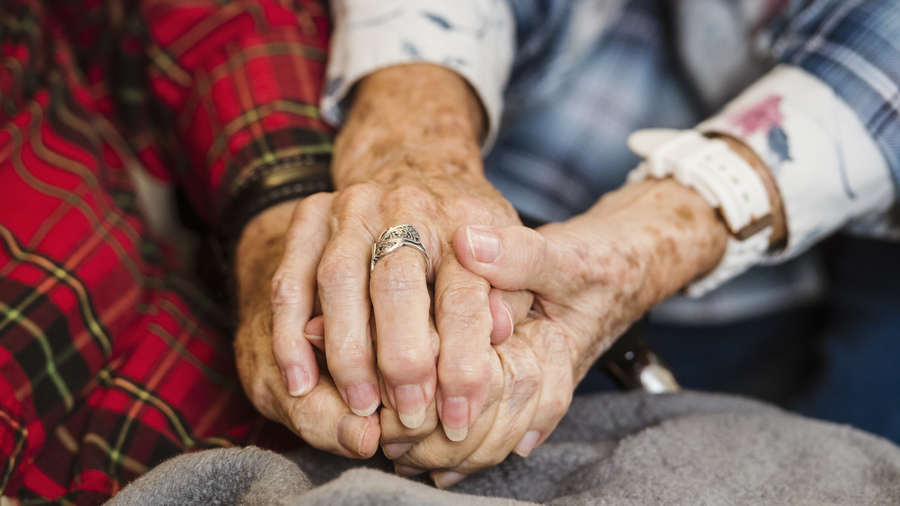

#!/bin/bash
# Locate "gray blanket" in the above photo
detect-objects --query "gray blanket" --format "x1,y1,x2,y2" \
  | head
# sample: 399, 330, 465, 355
107, 392, 900, 505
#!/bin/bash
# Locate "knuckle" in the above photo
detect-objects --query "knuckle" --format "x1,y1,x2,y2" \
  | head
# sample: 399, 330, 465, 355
293, 191, 331, 220
380, 346, 435, 379
546, 392, 573, 421
438, 284, 489, 322
508, 359, 542, 399
270, 270, 305, 306
331, 341, 370, 370
317, 257, 363, 293
441, 356, 489, 389
384, 185, 435, 214
269, 330, 293, 354
338, 182, 381, 206
370, 264, 422, 298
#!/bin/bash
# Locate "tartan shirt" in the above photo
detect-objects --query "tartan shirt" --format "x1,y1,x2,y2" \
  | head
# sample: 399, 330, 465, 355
0, 0, 333, 503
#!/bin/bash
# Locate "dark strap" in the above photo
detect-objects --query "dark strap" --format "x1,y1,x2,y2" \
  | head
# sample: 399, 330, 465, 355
220, 153, 334, 240
214, 153, 333, 313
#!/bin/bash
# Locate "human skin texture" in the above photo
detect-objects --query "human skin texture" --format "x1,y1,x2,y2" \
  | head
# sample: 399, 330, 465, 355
401, 161, 784, 487
234, 64, 532, 457
233, 63, 786, 485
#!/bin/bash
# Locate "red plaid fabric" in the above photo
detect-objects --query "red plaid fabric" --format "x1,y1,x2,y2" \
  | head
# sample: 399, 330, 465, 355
0, 0, 332, 503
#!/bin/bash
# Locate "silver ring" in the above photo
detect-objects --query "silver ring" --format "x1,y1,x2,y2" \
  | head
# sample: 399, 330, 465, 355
370, 225, 430, 274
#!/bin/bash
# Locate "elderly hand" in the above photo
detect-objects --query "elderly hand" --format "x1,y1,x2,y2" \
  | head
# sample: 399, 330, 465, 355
234, 200, 381, 458
268, 64, 532, 445
382, 178, 736, 486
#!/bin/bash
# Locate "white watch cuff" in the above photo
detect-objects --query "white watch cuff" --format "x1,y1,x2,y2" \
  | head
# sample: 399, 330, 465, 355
322, 0, 515, 149
698, 65, 897, 262
627, 130, 773, 297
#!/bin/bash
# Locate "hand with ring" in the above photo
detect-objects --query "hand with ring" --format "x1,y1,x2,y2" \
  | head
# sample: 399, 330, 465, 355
260, 64, 533, 451
383, 178, 738, 486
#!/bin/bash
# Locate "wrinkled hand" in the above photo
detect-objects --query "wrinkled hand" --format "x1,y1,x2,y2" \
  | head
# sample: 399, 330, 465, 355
234, 201, 380, 458
269, 65, 532, 444
382, 179, 732, 486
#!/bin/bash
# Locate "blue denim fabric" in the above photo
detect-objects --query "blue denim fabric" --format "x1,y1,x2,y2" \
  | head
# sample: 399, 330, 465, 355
793, 238, 900, 443
500, 0, 900, 198
487, 0, 699, 222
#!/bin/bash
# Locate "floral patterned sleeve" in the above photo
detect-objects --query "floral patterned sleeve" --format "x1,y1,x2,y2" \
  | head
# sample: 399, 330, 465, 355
321, 0, 515, 147
698, 0, 900, 262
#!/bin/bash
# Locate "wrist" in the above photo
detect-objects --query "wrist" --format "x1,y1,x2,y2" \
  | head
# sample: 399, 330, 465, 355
624, 129, 787, 296
333, 64, 485, 187
582, 179, 731, 306
551, 179, 728, 382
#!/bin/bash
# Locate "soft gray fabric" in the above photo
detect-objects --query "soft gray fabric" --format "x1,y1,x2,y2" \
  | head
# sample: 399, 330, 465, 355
105, 446, 313, 506
107, 392, 900, 505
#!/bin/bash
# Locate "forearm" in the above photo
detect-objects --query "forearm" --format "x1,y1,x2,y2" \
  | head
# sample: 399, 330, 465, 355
561, 139, 786, 379
580, 179, 729, 303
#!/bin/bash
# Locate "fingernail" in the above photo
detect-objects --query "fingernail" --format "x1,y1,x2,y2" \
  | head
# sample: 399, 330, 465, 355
382, 442, 413, 460
346, 383, 380, 417
395, 384, 427, 429
394, 464, 426, 477
467, 227, 500, 264
337, 413, 370, 456
304, 318, 324, 348
441, 397, 469, 442
432, 471, 466, 489
284, 366, 313, 396
513, 430, 541, 457
502, 302, 514, 340
305, 317, 324, 338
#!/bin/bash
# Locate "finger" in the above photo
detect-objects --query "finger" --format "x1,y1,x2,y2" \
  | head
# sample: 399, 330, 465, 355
488, 288, 533, 345
434, 258, 492, 442
431, 325, 550, 488
304, 315, 325, 352
509, 319, 573, 457
392, 354, 504, 472
399, 338, 542, 485
287, 374, 382, 459
371, 236, 437, 430
270, 194, 332, 397
234, 312, 380, 459
318, 207, 382, 417
377, 318, 440, 458
378, 397, 440, 460
454, 225, 564, 294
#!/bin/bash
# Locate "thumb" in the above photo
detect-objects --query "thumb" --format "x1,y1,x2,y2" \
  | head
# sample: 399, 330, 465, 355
454, 225, 561, 294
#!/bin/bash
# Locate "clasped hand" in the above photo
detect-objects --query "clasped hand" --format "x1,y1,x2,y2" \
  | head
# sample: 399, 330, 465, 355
233, 64, 731, 488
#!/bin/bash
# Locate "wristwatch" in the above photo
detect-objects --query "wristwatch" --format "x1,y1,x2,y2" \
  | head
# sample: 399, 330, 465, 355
626, 129, 773, 297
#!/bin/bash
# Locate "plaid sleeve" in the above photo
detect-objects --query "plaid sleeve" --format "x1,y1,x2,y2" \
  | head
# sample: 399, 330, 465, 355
772, 0, 900, 192
142, 0, 335, 225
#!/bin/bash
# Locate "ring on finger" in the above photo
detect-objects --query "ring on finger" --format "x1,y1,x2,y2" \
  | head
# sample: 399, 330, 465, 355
370, 224, 430, 274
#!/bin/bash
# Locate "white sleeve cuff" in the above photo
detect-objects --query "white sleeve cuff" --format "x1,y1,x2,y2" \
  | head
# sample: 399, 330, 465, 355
698, 65, 897, 262
322, 0, 515, 148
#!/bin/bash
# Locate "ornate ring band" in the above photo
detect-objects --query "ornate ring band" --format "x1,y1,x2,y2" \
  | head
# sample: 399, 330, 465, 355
370, 224, 430, 274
